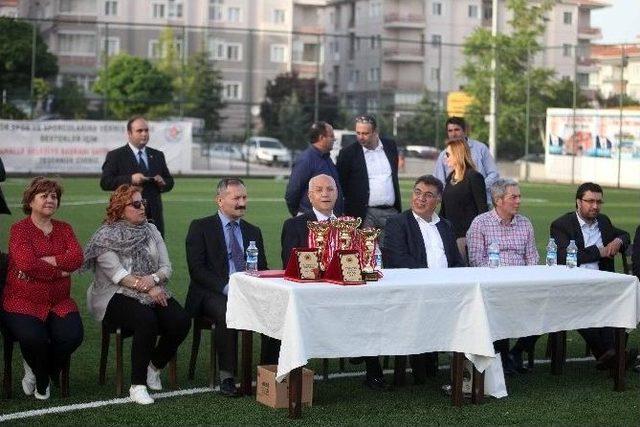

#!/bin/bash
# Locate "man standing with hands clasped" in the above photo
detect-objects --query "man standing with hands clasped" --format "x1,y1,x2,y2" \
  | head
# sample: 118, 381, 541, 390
101, 116, 174, 237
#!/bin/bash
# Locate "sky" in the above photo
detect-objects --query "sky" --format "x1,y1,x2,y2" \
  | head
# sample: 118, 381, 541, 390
591, 0, 640, 44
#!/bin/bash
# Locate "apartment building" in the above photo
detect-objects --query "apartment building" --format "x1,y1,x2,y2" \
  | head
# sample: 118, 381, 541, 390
0, 0, 18, 17
17, 0, 326, 135
323, 0, 608, 114
590, 44, 640, 100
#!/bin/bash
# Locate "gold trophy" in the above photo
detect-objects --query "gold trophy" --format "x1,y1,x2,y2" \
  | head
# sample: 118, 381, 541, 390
357, 227, 381, 281
307, 220, 332, 272
332, 216, 362, 250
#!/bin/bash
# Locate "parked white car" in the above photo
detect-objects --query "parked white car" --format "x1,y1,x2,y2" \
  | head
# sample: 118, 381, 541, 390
242, 137, 292, 166
329, 129, 358, 162
204, 143, 243, 160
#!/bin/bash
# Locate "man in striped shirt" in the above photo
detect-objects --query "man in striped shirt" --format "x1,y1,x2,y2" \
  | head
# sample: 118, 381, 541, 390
466, 178, 539, 374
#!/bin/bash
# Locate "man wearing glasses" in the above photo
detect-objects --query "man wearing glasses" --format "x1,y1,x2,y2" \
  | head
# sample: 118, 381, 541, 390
433, 117, 499, 205
336, 114, 401, 245
550, 182, 630, 370
384, 175, 463, 386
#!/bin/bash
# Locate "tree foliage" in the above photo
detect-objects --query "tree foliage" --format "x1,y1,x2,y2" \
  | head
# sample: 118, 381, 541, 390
260, 72, 340, 140
398, 92, 441, 146
182, 51, 225, 131
460, 0, 588, 159
93, 54, 172, 119
50, 79, 88, 119
277, 93, 309, 150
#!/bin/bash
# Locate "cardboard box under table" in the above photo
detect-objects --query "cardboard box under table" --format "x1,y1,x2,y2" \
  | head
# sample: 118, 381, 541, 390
256, 365, 314, 409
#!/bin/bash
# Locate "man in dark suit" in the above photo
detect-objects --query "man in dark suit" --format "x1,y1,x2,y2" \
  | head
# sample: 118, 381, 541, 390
550, 181, 631, 369
281, 174, 338, 267
336, 114, 401, 247
100, 116, 174, 236
0, 157, 10, 216
384, 174, 463, 385
185, 178, 268, 397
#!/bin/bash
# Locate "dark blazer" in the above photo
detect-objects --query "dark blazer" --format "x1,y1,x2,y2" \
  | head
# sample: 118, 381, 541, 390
280, 211, 318, 268
184, 213, 268, 317
0, 157, 10, 215
550, 212, 630, 272
336, 137, 401, 221
631, 225, 640, 279
100, 145, 174, 236
440, 169, 488, 239
383, 210, 464, 268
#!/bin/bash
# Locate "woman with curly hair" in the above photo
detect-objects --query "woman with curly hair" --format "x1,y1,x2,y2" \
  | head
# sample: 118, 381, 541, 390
84, 184, 190, 405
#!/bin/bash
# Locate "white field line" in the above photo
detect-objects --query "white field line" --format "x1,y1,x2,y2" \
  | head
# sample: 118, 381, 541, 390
0, 356, 595, 422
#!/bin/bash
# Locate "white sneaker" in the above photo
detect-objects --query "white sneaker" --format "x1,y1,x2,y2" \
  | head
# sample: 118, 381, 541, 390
129, 385, 154, 405
34, 383, 50, 400
21, 359, 36, 396
146, 363, 162, 391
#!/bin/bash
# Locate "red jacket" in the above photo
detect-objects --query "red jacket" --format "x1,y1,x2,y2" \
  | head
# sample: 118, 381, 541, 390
3, 216, 83, 321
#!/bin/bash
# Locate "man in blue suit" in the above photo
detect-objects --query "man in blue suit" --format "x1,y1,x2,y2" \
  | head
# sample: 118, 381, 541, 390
384, 174, 464, 384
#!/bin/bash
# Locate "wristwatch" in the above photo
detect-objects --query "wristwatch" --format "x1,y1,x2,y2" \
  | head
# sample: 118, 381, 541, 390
151, 273, 160, 284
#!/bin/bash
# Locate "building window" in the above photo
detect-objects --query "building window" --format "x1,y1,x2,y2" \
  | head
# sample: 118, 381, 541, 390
468, 4, 478, 18
104, 0, 117, 16
272, 9, 285, 24
367, 97, 379, 111
227, 6, 241, 22
563, 11, 572, 25
432, 2, 442, 16
562, 44, 572, 57
431, 34, 441, 45
59, 0, 96, 14
152, 3, 165, 18
370, 36, 380, 49
293, 42, 320, 62
430, 67, 440, 80
368, 67, 380, 82
209, 0, 222, 21
369, 1, 381, 17
148, 40, 162, 58
270, 44, 287, 63
225, 43, 242, 61
168, 0, 183, 18
101, 36, 120, 55
577, 73, 589, 87
349, 69, 360, 82
58, 32, 96, 56
223, 81, 242, 100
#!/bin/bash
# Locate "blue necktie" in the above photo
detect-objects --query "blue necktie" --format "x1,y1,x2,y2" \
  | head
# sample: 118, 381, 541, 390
228, 221, 245, 272
137, 150, 148, 174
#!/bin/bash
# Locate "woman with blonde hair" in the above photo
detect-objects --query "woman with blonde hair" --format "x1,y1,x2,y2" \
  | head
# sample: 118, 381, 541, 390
439, 137, 488, 262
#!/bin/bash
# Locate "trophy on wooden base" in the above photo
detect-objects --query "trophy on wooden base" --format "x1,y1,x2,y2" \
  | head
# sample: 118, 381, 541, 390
356, 227, 381, 281
307, 220, 332, 272
332, 216, 362, 250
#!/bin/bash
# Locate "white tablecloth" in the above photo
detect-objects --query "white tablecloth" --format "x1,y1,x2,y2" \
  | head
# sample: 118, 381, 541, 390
227, 265, 640, 387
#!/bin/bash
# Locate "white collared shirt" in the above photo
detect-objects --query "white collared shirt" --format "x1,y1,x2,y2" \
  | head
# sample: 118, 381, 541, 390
576, 212, 602, 270
362, 139, 395, 207
412, 212, 448, 269
312, 208, 336, 222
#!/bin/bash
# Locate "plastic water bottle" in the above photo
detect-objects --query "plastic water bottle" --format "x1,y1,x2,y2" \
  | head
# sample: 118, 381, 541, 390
246, 241, 258, 274
546, 238, 557, 266
566, 240, 578, 268
488, 242, 500, 268
374, 246, 383, 270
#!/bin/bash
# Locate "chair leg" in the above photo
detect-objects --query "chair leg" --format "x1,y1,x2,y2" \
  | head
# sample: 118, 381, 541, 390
60, 356, 70, 398
99, 325, 109, 385
188, 320, 202, 381
209, 325, 217, 388
3, 335, 13, 399
115, 328, 123, 396
527, 348, 535, 370
322, 359, 329, 380
338, 358, 345, 372
382, 355, 390, 370
168, 356, 177, 390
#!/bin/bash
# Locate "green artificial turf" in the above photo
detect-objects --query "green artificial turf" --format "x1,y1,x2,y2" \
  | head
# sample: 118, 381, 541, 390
0, 177, 638, 425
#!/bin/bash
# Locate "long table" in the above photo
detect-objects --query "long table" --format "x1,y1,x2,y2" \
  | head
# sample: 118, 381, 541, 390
227, 266, 640, 418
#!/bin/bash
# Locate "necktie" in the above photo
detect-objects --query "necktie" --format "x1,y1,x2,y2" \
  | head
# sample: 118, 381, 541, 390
228, 221, 245, 272
138, 150, 148, 174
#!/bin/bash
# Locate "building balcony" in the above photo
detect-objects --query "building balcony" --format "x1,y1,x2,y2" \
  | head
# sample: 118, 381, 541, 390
578, 26, 602, 41
382, 48, 423, 63
294, 25, 324, 35
57, 55, 97, 69
381, 80, 424, 92
577, 57, 599, 73
383, 13, 425, 29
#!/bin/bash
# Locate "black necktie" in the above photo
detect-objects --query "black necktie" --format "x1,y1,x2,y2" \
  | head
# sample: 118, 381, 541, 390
137, 150, 148, 174
228, 221, 245, 272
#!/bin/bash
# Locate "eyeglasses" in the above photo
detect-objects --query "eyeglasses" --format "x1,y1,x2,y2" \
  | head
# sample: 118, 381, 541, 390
128, 199, 147, 209
580, 199, 604, 205
413, 189, 437, 200
444, 151, 450, 158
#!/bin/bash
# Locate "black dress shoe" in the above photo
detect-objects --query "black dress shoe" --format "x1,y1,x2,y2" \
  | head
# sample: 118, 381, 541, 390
219, 378, 240, 397
363, 376, 388, 391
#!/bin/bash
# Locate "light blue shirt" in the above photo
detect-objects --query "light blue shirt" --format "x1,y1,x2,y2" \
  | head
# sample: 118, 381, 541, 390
433, 138, 499, 205
128, 143, 149, 169
218, 210, 244, 295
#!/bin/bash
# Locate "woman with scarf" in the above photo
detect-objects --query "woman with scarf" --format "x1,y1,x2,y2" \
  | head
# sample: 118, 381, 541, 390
84, 184, 190, 405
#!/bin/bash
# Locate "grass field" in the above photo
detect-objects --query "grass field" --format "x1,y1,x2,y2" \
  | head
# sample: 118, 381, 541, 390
0, 177, 638, 425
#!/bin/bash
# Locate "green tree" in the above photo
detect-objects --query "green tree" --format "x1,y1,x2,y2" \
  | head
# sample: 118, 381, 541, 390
277, 93, 309, 150
459, 0, 589, 159
183, 51, 225, 131
399, 92, 441, 146
93, 54, 172, 119
50, 79, 88, 119
260, 72, 339, 138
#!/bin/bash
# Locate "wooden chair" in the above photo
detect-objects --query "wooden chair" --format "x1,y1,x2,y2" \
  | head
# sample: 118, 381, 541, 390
99, 322, 177, 396
187, 316, 217, 388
